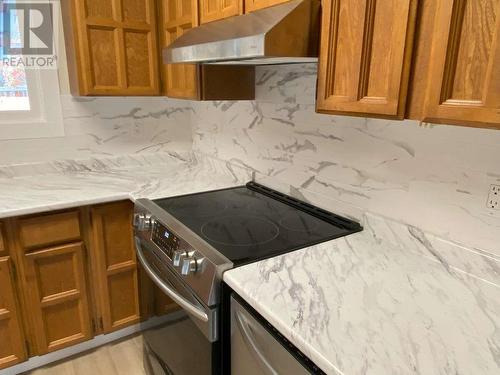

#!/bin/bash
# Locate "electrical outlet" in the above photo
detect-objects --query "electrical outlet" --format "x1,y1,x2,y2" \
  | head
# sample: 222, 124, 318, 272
487, 185, 500, 209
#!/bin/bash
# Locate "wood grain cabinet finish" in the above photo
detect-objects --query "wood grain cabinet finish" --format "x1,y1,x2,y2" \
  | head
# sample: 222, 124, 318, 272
0, 257, 27, 369
18, 243, 92, 354
200, 0, 243, 24
18, 211, 81, 251
0, 223, 6, 257
62, 0, 160, 96
158, 0, 255, 100
159, 0, 201, 98
244, 0, 290, 12
316, 0, 418, 118
89, 201, 140, 333
421, 0, 500, 128
11, 211, 93, 355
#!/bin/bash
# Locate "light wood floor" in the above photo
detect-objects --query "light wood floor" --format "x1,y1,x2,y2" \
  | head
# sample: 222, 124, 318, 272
25, 334, 146, 375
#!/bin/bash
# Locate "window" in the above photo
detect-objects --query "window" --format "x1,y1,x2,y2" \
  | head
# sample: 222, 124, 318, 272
0, 8, 30, 111
0, 0, 63, 140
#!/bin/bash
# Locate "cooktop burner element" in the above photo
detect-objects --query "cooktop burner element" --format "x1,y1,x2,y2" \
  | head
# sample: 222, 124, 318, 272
201, 215, 280, 247
278, 211, 319, 233
153, 182, 363, 265
165, 199, 228, 217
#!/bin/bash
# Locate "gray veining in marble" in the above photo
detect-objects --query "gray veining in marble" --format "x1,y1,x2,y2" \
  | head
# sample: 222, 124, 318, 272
191, 64, 500, 256
0, 95, 193, 165
0, 152, 252, 219
224, 213, 500, 375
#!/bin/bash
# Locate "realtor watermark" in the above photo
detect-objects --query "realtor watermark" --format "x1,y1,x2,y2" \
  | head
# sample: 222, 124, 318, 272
1, 0, 59, 69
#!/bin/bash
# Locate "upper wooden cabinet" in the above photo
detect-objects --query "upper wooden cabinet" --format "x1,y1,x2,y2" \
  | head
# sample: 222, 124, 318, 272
244, 0, 290, 12
0, 257, 27, 369
89, 201, 141, 333
159, 0, 201, 98
62, 0, 160, 95
317, 0, 418, 119
158, 0, 255, 100
200, 0, 243, 24
420, 0, 500, 128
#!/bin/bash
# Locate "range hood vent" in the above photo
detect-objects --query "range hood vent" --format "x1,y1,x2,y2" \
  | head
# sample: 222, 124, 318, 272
163, 0, 320, 65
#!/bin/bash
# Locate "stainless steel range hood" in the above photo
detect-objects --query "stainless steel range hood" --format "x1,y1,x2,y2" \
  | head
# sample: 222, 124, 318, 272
163, 0, 320, 65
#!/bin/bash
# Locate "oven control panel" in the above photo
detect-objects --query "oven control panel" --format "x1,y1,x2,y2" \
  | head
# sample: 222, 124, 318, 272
151, 221, 180, 259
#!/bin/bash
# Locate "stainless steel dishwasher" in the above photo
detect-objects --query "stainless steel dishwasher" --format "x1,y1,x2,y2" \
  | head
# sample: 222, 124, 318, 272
230, 295, 325, 375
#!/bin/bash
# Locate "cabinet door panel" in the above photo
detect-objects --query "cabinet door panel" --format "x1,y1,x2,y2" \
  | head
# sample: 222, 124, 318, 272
0, 258, 27, 369
200, 0, 242, 24
85, 0, 114, 19
122, 0, 148, 22
124, 30, 156, 88
245, 0, 290, 13
423, 0, 500, 127
90, 201, 140, 333
317, 0, 417, 118
88, 27, 121, 89
159, 0, 200, 99
21, 243, 92, 354
64, 0, 160, 95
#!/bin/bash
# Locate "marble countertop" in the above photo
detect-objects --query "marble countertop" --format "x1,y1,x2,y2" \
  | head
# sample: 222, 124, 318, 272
2, 153, 498, 374
0, 153, 250, 219
224, 214, 500, 375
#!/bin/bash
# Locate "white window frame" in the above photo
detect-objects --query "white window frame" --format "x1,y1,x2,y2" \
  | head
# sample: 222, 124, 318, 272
0, 0, 64, 140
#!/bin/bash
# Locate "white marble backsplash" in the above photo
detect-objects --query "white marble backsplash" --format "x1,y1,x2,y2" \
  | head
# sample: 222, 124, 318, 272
191, 64, 500, 257
0, 95, 193, 166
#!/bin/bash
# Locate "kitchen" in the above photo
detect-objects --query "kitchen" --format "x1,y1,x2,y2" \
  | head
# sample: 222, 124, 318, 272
0, 0, 499, 374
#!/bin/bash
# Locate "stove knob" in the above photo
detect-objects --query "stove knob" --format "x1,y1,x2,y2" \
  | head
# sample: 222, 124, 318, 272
133, 213, 153, 231
181, 257, 198, 276
172, 250, 187, 267
143, 214, 154, 230
133, 213, 143, 229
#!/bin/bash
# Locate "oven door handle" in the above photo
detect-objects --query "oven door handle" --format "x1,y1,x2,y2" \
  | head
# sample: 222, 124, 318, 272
136, 239, 209, 323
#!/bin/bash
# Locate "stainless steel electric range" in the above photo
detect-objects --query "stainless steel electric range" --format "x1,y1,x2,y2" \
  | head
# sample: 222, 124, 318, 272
133, 182, 362, 375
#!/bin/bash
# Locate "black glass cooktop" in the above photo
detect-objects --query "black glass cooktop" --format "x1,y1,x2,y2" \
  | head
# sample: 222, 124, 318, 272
154, 182, 362, 265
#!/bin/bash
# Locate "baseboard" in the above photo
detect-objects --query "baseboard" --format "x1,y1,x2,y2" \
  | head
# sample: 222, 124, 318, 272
2, 311, 185, 375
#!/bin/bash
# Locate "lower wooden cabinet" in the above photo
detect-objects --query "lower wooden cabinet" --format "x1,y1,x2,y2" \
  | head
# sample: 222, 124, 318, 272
89, 201, 141, 333
17, 243, 93, 354
0, 223, 6, 257
0, 257, 27, 369
0, 201, 173, 370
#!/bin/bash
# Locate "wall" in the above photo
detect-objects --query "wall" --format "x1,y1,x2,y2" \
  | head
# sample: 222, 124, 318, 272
0, 95, 193, 165
191, 64, 500, 255
0, 7, 193, 166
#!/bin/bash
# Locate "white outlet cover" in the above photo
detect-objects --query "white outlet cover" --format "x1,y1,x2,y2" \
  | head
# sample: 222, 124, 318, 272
487, 184, 500, 210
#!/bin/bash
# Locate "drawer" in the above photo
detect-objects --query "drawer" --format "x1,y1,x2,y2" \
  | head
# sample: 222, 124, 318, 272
19, 211, 82, 250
